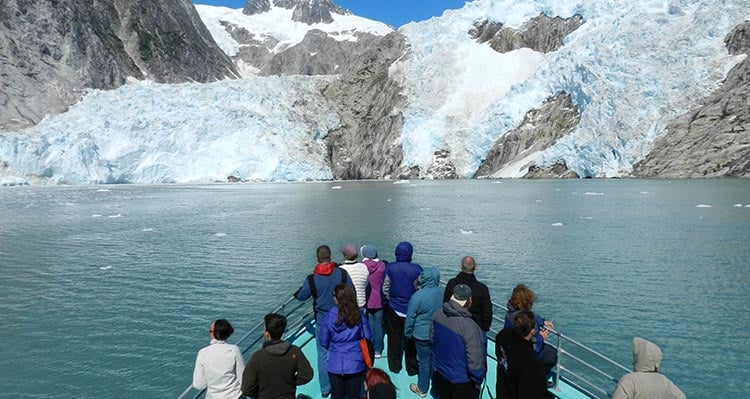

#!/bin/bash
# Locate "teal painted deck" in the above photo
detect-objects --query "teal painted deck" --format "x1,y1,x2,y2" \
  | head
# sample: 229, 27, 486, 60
291, 324, 592, 399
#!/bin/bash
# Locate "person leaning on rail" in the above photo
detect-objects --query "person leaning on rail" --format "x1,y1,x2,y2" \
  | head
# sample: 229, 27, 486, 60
192, 319, 245, 399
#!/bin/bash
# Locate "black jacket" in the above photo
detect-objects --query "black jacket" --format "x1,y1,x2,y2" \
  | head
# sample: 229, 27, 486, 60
241, 340, 313, 399
495, 328, 553, 399
443, 272, 493, 331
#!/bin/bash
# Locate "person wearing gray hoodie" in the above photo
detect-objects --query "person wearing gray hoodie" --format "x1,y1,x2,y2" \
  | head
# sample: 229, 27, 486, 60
404, 267, 443, 397
611, 337, 685, 399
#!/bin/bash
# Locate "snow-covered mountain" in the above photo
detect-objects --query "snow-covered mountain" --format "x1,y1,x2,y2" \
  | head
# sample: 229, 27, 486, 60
0, 0, 747, 185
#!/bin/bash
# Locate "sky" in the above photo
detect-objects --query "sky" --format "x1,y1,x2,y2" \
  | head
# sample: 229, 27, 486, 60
192, 0, 468, 28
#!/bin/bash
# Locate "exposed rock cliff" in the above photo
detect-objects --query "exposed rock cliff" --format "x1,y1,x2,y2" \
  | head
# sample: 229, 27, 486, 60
475, 93, 581, 178
322, 32, 410, 180
244, 0, 350, 24
632, 21, 750, 178
0, 0, 238, 131
470, 14, 584, 53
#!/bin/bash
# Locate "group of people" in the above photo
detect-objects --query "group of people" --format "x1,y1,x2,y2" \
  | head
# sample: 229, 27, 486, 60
191, 241, 686, 399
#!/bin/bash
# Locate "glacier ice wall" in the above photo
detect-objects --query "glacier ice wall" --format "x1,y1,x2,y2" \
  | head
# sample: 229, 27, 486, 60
396, 0, 748, 177
0, 77, 340, 184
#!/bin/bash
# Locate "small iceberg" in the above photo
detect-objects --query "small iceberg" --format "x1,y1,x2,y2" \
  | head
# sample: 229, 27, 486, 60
551, 222, 564, 226
584, 192, 604, 196
108, 214, 123, 218
640, 191, 649, 194
393, 180, 410, 185
214, 233, 227, 237
579, 216, 593, 220
386, 199, 392, 202
96, 189, 110, 192
535, 199, 543, 203
733, 204, 743, 207
746, 204, 750, 208
695, 204, 712, 208
99, 266, 112, 270
92, 214, 103, 218
460, 229, 474, 235
331, 186, 342, 190
142, 228, 154, 232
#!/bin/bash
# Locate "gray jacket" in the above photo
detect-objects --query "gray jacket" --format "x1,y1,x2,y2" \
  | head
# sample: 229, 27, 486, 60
611, 337, 685, 399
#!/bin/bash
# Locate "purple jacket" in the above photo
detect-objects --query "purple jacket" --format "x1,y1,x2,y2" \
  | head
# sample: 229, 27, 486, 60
363, 258, 386, 310
319, 307, 372, 375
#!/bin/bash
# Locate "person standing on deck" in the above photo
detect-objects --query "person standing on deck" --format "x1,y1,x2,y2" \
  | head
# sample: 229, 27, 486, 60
339, 244, 369, 309
496, 310, 553, 399
431, 284, 486, 399
241, 313, 314, 399
192, 319, 245, 399
611, 337, 685, 399
361, 244, 387, 358
404, 267, 443, 398
382, 241, 422, 375
443, 256, 493, 332
294, 245, 353, 398
503, 284, 557, 378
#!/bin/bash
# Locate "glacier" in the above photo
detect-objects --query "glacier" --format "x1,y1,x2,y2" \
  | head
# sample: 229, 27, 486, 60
0, 0, 748, 185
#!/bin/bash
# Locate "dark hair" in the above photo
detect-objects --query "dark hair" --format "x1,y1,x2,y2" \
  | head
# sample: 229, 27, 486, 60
334, 283, 361, 327
509, 284, 536, 310
213, 319, 234, 341
365, 368, 393, 390
317, 245, 331, 262
264, 313, 287, 340
512, 310, 537, 338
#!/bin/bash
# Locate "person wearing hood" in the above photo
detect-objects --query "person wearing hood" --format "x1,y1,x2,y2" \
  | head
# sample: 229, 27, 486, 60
431, 284, 486, 399
361, 244, 387, 357
382, 241, 423, 375
443, 256, 492, 332
294, 245, 354, 397
404, 267, 443, 397
320, 284, 372, 399
242, 313, 313, 399
611, 337, 685, 399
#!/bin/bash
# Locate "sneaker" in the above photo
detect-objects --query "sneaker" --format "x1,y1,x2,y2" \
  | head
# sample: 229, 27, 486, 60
374, 352, 383, 359
410, 383, 427, 398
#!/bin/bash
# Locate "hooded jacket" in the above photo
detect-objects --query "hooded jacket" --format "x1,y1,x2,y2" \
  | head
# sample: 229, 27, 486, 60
431, 300, 487, 385
495, 327, 553, 399
611, 337, 685, 399
361, 244, 386, 310
241, 340, 313, 399
294, 262, 353, 319
444, 271, 493, 331
319, 307, 372, 375
405, 267, 443, 341
383, 242, 423, 315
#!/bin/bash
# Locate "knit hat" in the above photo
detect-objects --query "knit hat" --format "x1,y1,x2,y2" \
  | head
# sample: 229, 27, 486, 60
341, 244, 357, 258
361, 244, 378, 259
451, 284, 472, 306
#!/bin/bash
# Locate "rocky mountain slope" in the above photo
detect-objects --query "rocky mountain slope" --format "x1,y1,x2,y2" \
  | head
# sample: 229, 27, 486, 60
0, 0, 237, 131
632, 21, 750, 178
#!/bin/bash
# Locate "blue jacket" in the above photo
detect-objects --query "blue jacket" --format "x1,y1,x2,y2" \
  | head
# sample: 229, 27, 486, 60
431, 301, 487, 385
319, 307, 372, 375
294, 262, 352, 319
383, 242, 423, 314
405, 267, 443, 341
504, 305, 547, 357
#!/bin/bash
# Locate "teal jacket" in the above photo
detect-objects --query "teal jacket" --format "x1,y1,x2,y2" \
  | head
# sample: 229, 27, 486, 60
404, 267, 443, 341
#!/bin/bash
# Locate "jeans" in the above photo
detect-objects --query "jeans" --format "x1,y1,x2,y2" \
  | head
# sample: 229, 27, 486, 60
414, 338, 433, 393
367, 308, 384, 354
314, 318, 331, 395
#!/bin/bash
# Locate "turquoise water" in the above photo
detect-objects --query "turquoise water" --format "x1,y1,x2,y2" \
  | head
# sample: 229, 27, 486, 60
1, 180, 748, 398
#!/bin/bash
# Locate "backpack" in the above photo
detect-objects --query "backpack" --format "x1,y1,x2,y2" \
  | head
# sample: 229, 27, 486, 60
307, 268, 349, 317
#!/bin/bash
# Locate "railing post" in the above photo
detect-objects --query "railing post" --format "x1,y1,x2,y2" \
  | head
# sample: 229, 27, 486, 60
554, 333, 562, 390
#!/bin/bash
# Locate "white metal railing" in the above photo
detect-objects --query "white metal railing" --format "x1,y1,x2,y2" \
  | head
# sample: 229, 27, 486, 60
176, 296, 314, 399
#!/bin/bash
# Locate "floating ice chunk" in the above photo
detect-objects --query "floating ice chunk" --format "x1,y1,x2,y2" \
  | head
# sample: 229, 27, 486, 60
214, 232, 227, 237
460, 229, 474, 235
420, 207, 431, 211
535, 199, 543, 203
493, 181, 503, 184
695, 204, 712, 208
579, 216, 593, 220
62, 202, 76, 206
554, 188, 561, 191
331, 186, 342, 189
640, 191, 649, 194
584, 192, 604, 196
733, 204, 743, 207
96, 189, 110, 192
393, 180, 410, 184
99, 266, 112, 270
386, 199, 392, 201
551, 222, 564, 226
108, 214, 123, 218
92, 214, 103, 218
746, 204, 750, 208
142, 228, 153, 232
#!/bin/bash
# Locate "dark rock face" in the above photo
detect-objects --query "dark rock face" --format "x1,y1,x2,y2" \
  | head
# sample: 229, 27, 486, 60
0, 0, 237, 131
470, 14, 583, 53
632, 21, 750, 178
243, 0, 350, 24
323, 32, 411, 180
474, 93, 581, 178
425, 149, 459, 179
524, 162, 579, 179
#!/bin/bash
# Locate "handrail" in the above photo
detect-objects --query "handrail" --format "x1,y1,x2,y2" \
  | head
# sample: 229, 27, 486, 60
176, 295, 313, 399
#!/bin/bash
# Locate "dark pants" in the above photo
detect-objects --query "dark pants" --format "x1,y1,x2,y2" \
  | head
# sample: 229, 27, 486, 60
540, 343, 558, 378
385, 305, 418, 375
432, 371, 479, 399
328, 371, 364, 399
